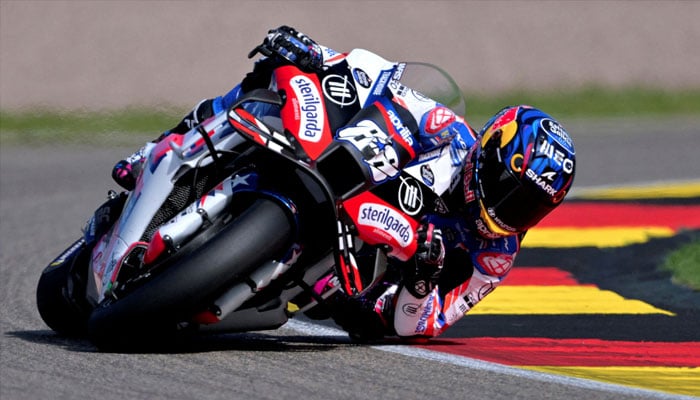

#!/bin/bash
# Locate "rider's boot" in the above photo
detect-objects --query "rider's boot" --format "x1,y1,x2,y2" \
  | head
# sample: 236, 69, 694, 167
292, 272, 342, 320
112, 143, 153, 190
111, 99, 216, 190
330, 274, 400, 341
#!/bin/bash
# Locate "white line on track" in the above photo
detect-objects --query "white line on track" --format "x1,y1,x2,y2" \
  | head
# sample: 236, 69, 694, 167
286, 320, 695, 400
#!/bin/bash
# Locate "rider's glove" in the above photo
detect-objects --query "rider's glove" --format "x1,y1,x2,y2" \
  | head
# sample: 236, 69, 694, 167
406, 222, 445, 298
248, 25, 323, 72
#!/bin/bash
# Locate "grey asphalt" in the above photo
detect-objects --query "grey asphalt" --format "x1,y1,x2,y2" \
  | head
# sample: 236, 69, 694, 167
3, 2, 699, 398
2, 120, 698, 400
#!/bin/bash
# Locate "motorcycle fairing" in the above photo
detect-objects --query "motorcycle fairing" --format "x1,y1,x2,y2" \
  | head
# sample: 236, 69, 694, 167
344, 49, 398, 107
274, 66, 333, 160
335, 99, 420, 186
341, 131, 469, 262
88, 112, 249, 304
270, 49, 401, 162
342, 191, 418, 262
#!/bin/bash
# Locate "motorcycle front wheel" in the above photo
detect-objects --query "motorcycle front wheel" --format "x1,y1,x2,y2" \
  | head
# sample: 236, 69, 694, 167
36, 238, 92, 337
87, 198, 294, 351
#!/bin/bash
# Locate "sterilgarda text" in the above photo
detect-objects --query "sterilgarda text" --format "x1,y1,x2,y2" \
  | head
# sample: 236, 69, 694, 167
291, 76, 324, 143
358, 203, 413, 245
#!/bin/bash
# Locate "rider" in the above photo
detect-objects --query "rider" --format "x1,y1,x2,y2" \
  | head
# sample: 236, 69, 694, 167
112, 26, 576, 341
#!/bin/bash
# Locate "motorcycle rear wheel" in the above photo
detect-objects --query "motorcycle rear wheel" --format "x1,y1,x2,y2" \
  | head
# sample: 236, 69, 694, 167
87, 198, 294, 351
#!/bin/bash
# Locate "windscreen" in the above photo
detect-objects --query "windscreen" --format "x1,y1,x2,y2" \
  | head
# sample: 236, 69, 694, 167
397, 62, 467, 117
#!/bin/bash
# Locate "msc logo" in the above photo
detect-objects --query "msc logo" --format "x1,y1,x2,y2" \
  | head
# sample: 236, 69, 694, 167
398, 176, 424, 216
322, 74, 357, 107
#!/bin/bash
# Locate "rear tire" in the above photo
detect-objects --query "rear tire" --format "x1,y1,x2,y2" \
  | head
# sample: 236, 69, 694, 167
87, 198, 294, 351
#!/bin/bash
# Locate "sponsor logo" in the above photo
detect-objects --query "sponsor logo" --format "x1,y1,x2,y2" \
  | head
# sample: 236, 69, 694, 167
392, 62, 406, 81
526, 168, 559, 197
386, 109, 414, 146
417, 147, 441, 162
322, 74, 357, 107
415, 293, 435, 334
477, 281, 496, 299
49, 239, 85, 267
538, 139, 575, 174
373, 70, 392, 96
358, 203, 413, 246
390, 80, 409, 96
433, 198, 449, 214
464, 293, 477, 309
477, 252, 513, 276
420, 164, 435, 186
352, 68, 372, 88
475, 217, 503, 239
425, 107, 456, 134
398, 176, 424, 216
322, 47, 340, 58
290, 76, 325, 143
487, 208, 517, 233
541, 118, 574, 151
402, 303, 420, 316
413, 279, 429, 297
463, 161, 475, 203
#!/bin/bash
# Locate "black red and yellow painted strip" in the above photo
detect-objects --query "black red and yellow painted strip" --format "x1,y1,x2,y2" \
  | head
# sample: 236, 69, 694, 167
419, 181, 700, 397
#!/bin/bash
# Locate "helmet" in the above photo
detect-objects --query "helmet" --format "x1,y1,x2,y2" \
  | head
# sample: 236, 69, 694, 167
472, 105, 575, 237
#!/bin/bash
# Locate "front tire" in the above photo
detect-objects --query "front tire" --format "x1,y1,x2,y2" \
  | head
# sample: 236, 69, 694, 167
87, 198, 294, 351
36, 238, 92, 336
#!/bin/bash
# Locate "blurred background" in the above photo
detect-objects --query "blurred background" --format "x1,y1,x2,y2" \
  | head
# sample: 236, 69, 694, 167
1, 0, 699, 186
2, 0, 699, 111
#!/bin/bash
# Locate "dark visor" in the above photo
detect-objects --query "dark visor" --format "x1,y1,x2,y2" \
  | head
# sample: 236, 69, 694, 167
476, 145, 556, 233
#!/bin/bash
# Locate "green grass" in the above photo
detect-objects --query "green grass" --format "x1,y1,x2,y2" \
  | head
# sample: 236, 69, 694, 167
2, 86, 699, 145
0, 106, 186, 146
661, 239, 700, 291
463, 85, 700, 127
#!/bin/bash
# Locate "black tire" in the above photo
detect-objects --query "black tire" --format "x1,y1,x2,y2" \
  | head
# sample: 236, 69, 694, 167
36, 238, 92, 337
87, 198, 294, 351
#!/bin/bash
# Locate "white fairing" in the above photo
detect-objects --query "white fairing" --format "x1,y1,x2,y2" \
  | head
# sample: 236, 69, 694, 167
343, 49, 397, 108
342, 48, 469, 196
87, 112, 245, 304
405, 143, 468, 196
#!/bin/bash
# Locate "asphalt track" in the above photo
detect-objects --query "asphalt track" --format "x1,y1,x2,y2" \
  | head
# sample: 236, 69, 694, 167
1, 120, 699, 400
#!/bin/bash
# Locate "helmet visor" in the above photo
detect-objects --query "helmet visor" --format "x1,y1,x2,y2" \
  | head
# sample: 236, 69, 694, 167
476, 144, 556, 234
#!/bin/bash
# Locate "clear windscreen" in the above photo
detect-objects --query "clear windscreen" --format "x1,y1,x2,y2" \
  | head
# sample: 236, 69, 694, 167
397, 62, 467, 117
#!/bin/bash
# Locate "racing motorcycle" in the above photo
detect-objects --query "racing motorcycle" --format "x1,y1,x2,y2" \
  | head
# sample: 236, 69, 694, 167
36, 49, 468, 350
